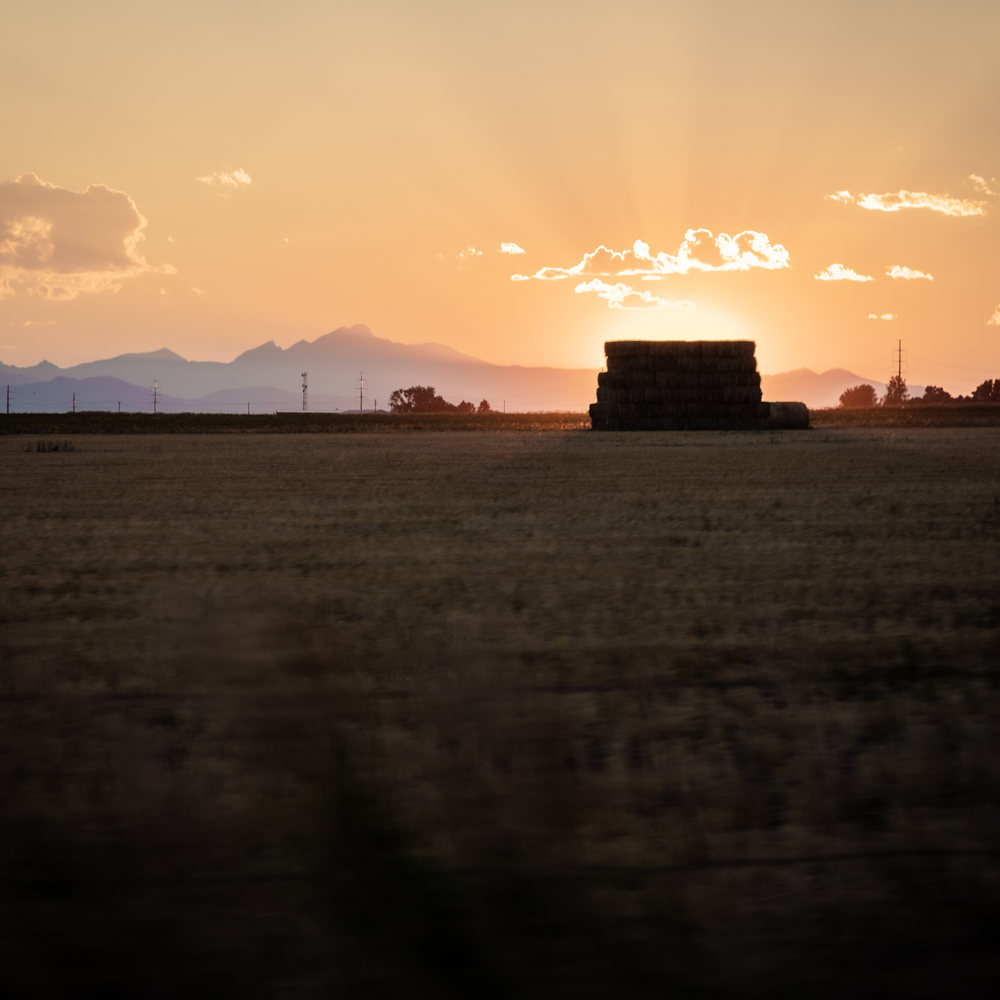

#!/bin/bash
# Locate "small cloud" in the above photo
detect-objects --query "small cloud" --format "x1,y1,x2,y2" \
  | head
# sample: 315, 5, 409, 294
167, 235, 175, 242
23, 319, 55, 326
159, 287, 168, 295
2, 344, 16, 349
831, 188, 984, 216
190, 286, 206, 296
887, 265, 933, 280
284, 237, 290, 243
510, 274, 531, 281
970, 174, 996, 195
988, 303, 1000, 326
574, 278, 695, 311
440, 247, 483, 263
868, 313, 896, 320
500, 242, 525, 254
197, 168, 252, 189
815, 263, 874, 282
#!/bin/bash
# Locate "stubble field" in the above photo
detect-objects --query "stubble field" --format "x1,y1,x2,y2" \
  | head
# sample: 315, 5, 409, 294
2, 427, 999, 998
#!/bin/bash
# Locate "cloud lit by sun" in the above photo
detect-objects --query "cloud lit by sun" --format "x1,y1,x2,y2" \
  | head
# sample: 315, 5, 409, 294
814, 264, 873, 282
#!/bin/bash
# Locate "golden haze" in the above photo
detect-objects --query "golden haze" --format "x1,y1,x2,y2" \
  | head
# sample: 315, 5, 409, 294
1, 1, 998, 391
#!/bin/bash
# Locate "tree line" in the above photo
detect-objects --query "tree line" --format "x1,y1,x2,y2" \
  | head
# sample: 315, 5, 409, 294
839, 377, 1000, 409
388, 386, 492, 414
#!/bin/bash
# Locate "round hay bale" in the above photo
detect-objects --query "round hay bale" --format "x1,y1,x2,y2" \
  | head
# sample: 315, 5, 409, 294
766, 402, 810, 429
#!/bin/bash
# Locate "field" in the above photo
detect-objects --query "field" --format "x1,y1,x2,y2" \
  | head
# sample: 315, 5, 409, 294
2, 426, 999, 998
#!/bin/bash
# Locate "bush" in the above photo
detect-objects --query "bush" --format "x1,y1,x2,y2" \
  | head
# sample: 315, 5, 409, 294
838, 384, 878, 409
921, 386, 953, 403
882, 375, 909, 407
972, 379, 1000, 403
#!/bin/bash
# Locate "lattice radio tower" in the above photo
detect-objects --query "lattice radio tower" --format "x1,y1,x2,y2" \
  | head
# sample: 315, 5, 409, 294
357, 371, 365, 412
302, 372, 308, 412
893, 340, 907, 381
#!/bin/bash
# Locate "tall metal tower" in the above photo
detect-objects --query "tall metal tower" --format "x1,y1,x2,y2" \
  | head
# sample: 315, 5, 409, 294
357, 371, 365, 412
892, 340, 907, 381
302, 372, 308, 412
153, 380, 158, 414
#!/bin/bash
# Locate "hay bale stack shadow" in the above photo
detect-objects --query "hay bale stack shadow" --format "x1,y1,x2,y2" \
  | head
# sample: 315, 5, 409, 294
589, 340, 809, 431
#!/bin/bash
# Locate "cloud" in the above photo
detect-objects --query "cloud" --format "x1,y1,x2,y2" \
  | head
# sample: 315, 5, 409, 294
574, 278, 695, 311
0, 173, 174, 300
988, 303, 1000, 326
197, 168, 252, 188
970, 174, 996, 195
830, 188, 984, 216
23, 319, 55, 326
815, 263, 873, 282
457, 246, 482, 261
523, 229, 789, 284
190, 286, 206, 296
500, 242, 525, 254
887, 265, 933, 280
868, 313, 896, 320
510, 274, 530, 281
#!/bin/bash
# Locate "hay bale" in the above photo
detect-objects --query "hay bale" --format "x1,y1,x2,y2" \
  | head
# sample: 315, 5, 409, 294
592, 342, 803, 430
766, 402, 810, 429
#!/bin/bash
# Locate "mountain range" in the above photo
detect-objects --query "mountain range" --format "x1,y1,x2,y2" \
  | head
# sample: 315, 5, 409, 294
0, 326, 904, 412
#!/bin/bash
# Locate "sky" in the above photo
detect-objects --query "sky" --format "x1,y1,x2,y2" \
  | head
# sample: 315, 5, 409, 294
1, 0, 999, 390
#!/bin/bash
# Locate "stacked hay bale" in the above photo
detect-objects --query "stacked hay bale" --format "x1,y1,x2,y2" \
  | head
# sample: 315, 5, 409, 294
589, 340, 808, 431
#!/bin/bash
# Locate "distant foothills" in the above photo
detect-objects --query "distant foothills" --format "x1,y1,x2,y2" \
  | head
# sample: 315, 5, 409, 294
1, 324, 913, 414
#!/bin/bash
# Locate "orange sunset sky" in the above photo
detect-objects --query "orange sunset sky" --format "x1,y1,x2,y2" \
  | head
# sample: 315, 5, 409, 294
2, 1, 999, 391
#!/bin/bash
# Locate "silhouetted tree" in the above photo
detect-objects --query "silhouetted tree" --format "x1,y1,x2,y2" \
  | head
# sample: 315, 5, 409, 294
882, 375, 909, 407
477, 399, 491, 413
388, 386, 477, 413
972, 378, 1000, 402
838, 384, 878, 408
921, 385, 953, 403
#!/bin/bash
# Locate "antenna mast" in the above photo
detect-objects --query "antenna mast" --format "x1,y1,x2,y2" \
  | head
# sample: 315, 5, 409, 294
358, 371, 365, 412
302, 372, 308, 412
153, 380, 158, 414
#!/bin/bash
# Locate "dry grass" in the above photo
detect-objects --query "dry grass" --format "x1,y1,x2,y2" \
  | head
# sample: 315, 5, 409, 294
812, 405, 1000, 427
2, 428, 999, 997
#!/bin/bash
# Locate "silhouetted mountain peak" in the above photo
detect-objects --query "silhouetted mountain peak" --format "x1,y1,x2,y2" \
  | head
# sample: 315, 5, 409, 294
109, 348, 187, 362
233, 340, 283, 362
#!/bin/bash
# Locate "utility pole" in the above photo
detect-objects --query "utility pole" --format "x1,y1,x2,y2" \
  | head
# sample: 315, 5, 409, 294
117, 401, 120, 413
6, 384, 9, 414
302, 372, 308, 411
358, 371, 365, 412
247, 402, 250, 415
897, 339, 903, 380
153, 380, 158, 414
72, 392, 76, 413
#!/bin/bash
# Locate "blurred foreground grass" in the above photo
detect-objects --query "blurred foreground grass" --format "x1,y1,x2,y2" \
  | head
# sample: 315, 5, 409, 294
1, 428, 999, 998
